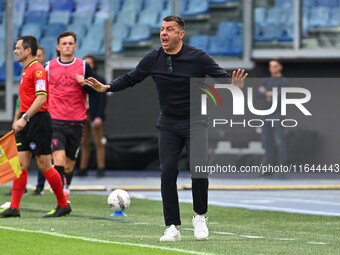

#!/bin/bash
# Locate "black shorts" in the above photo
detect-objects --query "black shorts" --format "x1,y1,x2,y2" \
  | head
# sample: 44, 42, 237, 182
51, 119, 84, 161
15, 111, 52, 155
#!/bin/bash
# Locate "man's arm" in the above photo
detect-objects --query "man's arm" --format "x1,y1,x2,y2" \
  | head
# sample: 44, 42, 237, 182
200, 52, 247, 89
14, 94, 47, 133
12, 98, 21, 129
85, 50, 154, 93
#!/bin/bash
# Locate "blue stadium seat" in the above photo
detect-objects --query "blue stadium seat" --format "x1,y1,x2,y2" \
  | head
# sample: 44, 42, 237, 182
44, 23, 67, 37
207, 35, 230, 56
39, 36, 57, 60
267, 7, 286, 24
144, 0, 165, 11
182, 0, 209, 17
0, 22, 4, 40
254, 22, 263, 42
14, 25, 21, 40
73, 0, 97, 16
113, 23, 130, 40
208, 0, 229, 4
78, 34, 103, 56
20, 23, 43, 40
95, 0, 118, 23
216, 22, 242, 39
51, 0, 74, 12
254, 7, 267, 24
275, 0, 293, 8
13, 0, 26, 15
14, 62, 23, 81
0, 0, 4, 10
228, 35, 242, 56
318, 0, 338, 8
25, 10, 49, 25
72, 15, 94, 26
13, 14, 25, 26
158, 9, 172, 26
49, 11, 71, 25
138, 8, 159, 29
27, 0, 50, 12
94, 12, 110, 25
124, 24, 152, 44
67, 23, 87, 39
255, 22, 283, 42
308, 7, 331, 28
278, 24, 294, 42
0, 61, 23, 82
330, 7, 340, 26
121, 0, 143, 12
115, 10, 137, 27
188, 34, 210, 52
0, 62, 5, 82
86, 24, 105, 39
112, 37, 124, 53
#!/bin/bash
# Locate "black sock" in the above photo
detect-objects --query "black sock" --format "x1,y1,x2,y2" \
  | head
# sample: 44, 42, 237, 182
54, 165, 65, 186
65, 171, 74, 186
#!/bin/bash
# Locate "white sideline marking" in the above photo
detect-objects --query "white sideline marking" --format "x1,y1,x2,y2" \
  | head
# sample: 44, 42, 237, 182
307, 242, 328, 245
183, 228, 330, 245
208, 201, 340, 217
0, 225, 217, 255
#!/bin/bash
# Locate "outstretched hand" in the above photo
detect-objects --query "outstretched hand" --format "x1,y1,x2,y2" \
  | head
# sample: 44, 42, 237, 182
84, 77, 111, 93
231, 69, 248, 89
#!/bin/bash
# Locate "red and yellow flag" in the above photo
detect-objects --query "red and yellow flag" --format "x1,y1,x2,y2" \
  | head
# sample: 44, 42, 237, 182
0, 130, 22, 185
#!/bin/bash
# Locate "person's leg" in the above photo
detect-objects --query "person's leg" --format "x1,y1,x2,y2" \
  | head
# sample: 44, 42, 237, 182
92, 122, 105, 176
36, 154, 68, 208
273, 123, 287, 165
186, 123, 209, 215
52, 150, 66, 186
64, 122, 84, 187
78, 117, 91, 176
51, 121, 67, 186
64, 157, 76, 187
186, 122, 209, 240
261, 121, 276, 165
36, 170, 46, 191
159, 122, 184, 227
10, 151, 31, 210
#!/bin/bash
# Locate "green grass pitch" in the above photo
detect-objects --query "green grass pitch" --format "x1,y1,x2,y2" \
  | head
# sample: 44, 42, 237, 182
0, 187, 339, 255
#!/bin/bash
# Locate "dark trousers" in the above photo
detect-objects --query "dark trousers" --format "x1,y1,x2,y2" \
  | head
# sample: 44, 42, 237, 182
158, 114, 208, 226
261, 115, 287, 165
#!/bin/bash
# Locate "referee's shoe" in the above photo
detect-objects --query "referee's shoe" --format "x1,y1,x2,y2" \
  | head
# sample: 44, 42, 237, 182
0, 207, 20, 218
43, 203, 71, 218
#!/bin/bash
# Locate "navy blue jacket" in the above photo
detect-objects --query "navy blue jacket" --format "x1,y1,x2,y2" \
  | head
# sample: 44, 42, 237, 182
107, 43, 231, 118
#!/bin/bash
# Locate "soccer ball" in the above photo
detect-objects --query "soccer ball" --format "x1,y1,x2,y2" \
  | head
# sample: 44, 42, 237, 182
107, 189, 131, 212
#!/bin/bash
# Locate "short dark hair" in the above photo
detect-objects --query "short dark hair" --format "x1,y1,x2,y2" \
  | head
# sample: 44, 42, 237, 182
163, 15, 185, 30
17, 35, 38, 56
269, 58, 283, 66
38, 47, 45, 54
57, 31, 77, 44
84, 54, 97, 72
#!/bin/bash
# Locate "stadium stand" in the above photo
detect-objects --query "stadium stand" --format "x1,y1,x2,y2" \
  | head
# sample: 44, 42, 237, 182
50, 0, 74, 12
1, 0, 339, 83
49, 11, 71, 25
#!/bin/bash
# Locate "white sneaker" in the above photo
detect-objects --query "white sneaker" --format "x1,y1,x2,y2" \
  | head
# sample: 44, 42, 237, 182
159, 225, 181, 241
193, 215, 209, 240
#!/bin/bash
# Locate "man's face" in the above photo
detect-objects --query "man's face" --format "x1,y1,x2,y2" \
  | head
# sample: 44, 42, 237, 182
57, 36, 77, 57
36, 49, 46, 65
269, 61, 282, 75
14, 40, 29, 62
160, 21, 184, 53
84, 57, 94, 70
